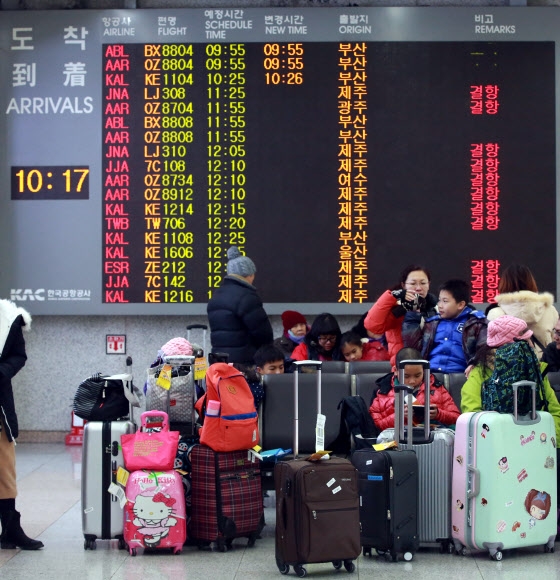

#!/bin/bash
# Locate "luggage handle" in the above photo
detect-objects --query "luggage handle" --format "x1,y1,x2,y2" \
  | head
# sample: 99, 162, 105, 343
140, 410, 170, 431
512, 380, 537, 421
162, 355, 196, 366
398, 359, 431, 442
186, 323, 208, 358
292, 360, 322, 458
393, 385, 414, 448
467, 465, 480, 499
103, 372, 140, 415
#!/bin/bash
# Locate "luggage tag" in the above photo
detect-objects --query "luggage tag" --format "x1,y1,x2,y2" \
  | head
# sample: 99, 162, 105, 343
372, 441, 397, 451
248, 446, 263, 462
156, 364, 172, 390
117, 466, 130, 486
315, 413, 326, 452
305, 450, 331, 462
194, 357, 207, 381
108, 482, 127, 508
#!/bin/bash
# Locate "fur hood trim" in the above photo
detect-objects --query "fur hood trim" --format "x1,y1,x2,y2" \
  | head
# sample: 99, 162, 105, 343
0, 299, 32, 331
494, 290, 554, 308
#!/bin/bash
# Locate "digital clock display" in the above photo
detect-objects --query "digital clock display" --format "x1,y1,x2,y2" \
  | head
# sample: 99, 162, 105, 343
11, 166, 90, 200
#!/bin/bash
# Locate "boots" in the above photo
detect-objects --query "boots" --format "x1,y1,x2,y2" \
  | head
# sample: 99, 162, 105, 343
0, 510, 44, 550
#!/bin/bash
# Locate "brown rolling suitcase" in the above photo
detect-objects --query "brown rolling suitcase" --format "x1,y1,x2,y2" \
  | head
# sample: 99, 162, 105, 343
274, 361, 361, 577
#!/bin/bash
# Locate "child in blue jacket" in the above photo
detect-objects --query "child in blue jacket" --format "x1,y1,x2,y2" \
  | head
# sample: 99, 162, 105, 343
402, 279, 487, 374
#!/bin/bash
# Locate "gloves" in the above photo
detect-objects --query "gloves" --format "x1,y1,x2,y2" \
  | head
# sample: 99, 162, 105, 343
400, 297, 417, 312
391, 288, 415, 315
390, 289, 406, 302
424, 293, 438, 310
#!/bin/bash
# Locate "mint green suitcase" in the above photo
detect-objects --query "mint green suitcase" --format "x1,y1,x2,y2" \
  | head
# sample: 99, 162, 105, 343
452, 381, 557, 560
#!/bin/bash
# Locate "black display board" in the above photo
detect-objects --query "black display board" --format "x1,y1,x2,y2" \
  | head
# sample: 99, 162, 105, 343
0, 8, 557, 314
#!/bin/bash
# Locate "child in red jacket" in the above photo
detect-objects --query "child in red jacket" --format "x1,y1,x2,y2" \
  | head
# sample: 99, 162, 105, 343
340, 331, 390, 362
369, 347, 460, 432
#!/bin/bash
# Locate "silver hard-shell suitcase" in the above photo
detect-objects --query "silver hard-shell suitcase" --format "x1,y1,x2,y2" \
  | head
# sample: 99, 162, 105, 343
82, 419, 134, 549
377, 359, 454, 550
81, 366, 137, 550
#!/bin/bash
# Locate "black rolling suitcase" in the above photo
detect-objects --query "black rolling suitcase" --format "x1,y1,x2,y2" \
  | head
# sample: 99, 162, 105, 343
275, 361, 361, 577
351, 379, 419, 561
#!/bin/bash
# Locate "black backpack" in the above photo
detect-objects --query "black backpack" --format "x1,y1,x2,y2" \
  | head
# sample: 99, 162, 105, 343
327, 395, 380, 455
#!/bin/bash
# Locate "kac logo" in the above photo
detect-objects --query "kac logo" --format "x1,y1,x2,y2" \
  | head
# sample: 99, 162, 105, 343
10, 289, 45, 301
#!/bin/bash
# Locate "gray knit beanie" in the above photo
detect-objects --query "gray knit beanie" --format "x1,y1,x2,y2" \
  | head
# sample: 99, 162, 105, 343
227, 246, 256, 277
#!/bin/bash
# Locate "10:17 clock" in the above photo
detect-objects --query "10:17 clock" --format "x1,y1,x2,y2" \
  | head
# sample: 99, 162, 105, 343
11, 166, 90, 200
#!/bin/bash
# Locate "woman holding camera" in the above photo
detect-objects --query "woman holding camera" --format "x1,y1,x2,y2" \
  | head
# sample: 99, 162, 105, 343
364, 265, 437, 365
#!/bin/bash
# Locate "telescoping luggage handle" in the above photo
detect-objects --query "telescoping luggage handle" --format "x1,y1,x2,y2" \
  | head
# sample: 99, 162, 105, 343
512, 380, 538, 421
186, 323, 208, 357
467, 381, 538, 501
292, 360, 322, 459
396, 359, 431, 445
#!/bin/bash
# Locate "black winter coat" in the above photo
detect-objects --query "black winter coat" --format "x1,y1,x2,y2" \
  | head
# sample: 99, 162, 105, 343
207, 276, 273, 365
0, 301, 30, 442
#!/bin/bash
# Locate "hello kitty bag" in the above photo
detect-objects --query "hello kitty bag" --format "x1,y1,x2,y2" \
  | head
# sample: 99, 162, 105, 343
123, 469, 186, 555
121, 411, 180, 471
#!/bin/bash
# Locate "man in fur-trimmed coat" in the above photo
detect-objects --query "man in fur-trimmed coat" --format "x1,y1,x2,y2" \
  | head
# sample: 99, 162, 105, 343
0, 299, 43, 550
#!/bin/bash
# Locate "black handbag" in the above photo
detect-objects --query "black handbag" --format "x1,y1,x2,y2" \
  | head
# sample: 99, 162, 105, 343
73, 373, 131, 421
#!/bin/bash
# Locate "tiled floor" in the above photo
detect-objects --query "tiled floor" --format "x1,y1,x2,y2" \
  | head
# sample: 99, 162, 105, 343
1, 444, 560, 579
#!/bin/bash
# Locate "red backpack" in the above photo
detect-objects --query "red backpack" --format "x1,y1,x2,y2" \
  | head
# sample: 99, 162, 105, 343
195, 363, 259, 452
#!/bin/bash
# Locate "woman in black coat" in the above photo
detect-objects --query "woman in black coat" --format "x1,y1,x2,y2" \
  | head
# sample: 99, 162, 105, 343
0, 299, 43, 550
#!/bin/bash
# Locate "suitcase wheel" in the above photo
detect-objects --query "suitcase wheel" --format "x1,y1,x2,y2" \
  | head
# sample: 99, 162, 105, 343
343, 560, 356, 573
216, 538, 228, 553
130, 547, 137, 557
84, 538, 96, 550
197, 541, 212, 551
247, 533, 257, 548
333, 560, 342, 570
276, 559, 289, 575
544, 544, 555, 554
363, 547, 372, 558
404, 552, 413, 562
490, 551, 502, 561
117, 538, 126, 550
293, 564, 307, 578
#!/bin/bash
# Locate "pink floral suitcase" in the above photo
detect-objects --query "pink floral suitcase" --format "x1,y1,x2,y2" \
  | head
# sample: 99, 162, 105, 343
123, 470, 186, 555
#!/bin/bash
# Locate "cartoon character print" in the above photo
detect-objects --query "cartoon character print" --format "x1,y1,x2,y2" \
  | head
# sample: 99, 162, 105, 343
498, 457, 509, 474
455, 455, 463, 466
524, 489, 551, 529
481, 424, 490, 439
481, 498, 488, 507
520, 431, 536, 446
544, 456, 555, 469
132, 491, 178, 547
540, 433, 547, 444
456, 500, 464, 511
552, 437, 556, 449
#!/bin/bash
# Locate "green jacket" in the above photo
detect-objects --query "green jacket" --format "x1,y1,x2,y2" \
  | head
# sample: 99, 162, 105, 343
461, 362, 560, 441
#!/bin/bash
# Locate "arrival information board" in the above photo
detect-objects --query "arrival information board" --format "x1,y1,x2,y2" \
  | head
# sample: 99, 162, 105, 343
0, 8, 558, 314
